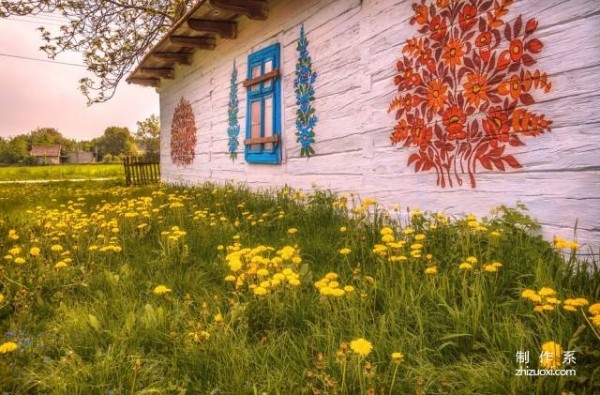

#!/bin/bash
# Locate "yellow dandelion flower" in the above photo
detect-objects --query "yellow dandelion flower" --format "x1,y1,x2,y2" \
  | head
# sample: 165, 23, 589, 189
521, 289, 536, 299
288, 278, 301, 287
3, 255, 12, 261
153, 285, 172, 296
380, 227, 394, 236
529, 294, 542, 303
14, 257, 26, 265
343, 285, 355, 293
292, 256, 302, 264
415, 234, 426, 241
591, 315, 600, 328
563, 305, 577, 312
339, 248, 352, 255
588, 303, 600, 316
540, 341, 563, 369
0, 342, 18, 354
50, 244, 63, 253
253, 286, 268, 296
466, 256, 477, 264
325, 272, 339, 280
459, 263, 473, 271
391, 352, 404, 363
533, 305, 544, 313
350, 338, 373, 357
287, 228, 298, 235
573, 298, 589, 307
331, 288, 346, 297
382, 234, 395, 243
54, 261, 67, 269
214, 313, 224, 323
424, 267, 437, 275
256, 269, 270, 277
545, 297, 560, 305
539, 287, 556, 297
567, 241, 580, 250
483, 264, 497, 273
29, 247, 41, 257
339, 226, 347, 233
319, 286, 333, 296
228, 259, 242, 272
492, 262, 503, 268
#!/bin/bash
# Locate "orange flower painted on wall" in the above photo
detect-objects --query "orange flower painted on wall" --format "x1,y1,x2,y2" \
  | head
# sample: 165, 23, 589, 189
389, 0, 552, 188
170, 97, 197, 167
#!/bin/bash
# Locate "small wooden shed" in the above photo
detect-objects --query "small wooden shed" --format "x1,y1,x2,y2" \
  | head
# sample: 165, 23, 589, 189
30, 145, 61, 165
127, 0, 600, 247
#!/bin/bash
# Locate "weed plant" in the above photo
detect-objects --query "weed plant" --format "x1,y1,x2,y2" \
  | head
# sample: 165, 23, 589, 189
0, 181, 598, 394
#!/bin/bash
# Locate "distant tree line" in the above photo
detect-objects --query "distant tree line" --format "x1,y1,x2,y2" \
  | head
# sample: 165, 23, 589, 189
0, 115, 160, 165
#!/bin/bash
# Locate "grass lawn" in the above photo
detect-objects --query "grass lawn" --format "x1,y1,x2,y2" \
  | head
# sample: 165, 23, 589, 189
0, 181, 598, 394
0, 163, 123, 181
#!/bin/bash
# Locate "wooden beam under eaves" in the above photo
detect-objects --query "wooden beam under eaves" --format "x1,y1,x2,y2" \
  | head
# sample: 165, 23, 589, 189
151, 52, 192, 64
188, 19, 237, 39
208, 0, 268, 20
128, 77, 160, 87
140, 67, 174, 79
169, 35, 216, 50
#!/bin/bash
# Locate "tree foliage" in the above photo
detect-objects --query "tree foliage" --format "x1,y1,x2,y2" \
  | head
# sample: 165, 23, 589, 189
0, 0, 194, 104
135, 114, 161, 155
95, 126, 137, 157
29, 127, 75, 151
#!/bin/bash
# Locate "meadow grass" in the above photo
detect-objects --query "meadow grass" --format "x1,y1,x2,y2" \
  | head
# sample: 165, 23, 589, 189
0, 164, 123, 181
0, 181, 598, 394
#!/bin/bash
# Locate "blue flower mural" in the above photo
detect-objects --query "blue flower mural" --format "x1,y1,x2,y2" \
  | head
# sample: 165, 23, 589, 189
227, 61, 240, 160
294, 24, 317, 157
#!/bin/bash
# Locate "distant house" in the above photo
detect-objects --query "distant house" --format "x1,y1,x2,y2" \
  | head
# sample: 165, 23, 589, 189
67, 151, 96, 164
30, 145, 61, 165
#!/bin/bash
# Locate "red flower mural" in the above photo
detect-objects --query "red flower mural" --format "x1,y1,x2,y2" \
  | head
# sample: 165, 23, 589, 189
389, 0, 552, 188
170, 97, 197, 167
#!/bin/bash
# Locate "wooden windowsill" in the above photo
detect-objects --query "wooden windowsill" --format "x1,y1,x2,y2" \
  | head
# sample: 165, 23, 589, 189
244, 134, 280, 145
243, 68, 280, 88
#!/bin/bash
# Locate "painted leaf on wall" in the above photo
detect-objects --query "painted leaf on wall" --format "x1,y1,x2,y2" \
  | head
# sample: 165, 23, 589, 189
170, 97, 197, 167
389, 0, 552, 188
294, 24, 318, 157
227, 61, 240, 161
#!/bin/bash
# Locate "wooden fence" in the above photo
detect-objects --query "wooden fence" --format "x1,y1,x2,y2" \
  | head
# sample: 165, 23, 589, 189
123, 156, 160, 186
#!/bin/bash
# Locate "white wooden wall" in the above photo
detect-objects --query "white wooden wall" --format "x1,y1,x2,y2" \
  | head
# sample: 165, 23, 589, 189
158, 0, 600, 249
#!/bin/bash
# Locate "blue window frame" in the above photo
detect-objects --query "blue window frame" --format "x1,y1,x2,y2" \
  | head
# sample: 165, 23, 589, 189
245, 43, 282, 164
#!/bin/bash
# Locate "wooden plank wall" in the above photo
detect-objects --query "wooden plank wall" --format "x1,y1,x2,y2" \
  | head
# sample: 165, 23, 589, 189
158, 0, 600, 248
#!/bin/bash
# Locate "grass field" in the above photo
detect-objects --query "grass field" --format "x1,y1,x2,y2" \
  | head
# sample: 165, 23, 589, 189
0, 181, 598, 394
0, 164, 123, 181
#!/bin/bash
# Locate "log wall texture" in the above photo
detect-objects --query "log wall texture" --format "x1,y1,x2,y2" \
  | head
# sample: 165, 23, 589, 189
158, 0, 600, 248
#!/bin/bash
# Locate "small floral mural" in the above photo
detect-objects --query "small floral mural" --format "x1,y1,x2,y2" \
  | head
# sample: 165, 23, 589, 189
170, 97, 197, 167
294, 24, 318, 157
227, 61, 240, 161
389, 0, 552, 188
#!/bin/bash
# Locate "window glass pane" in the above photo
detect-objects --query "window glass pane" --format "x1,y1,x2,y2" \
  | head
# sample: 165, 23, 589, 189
250, 65, 261, 92
251, 101, 261, 150
264, 96, 273, 150
263, 60, 273, 89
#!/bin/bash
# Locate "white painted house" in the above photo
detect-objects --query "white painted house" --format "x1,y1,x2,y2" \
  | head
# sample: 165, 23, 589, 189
128, 0, 600, 248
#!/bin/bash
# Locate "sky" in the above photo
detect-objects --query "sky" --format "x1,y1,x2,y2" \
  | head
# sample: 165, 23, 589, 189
0, 14, 160, 141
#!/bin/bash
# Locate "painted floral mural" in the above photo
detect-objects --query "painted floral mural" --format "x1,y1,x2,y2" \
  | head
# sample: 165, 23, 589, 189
294, 24, 318, 157
389, 0, 552, 188
227, 61, 240, 161
170, 97, 197, 167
